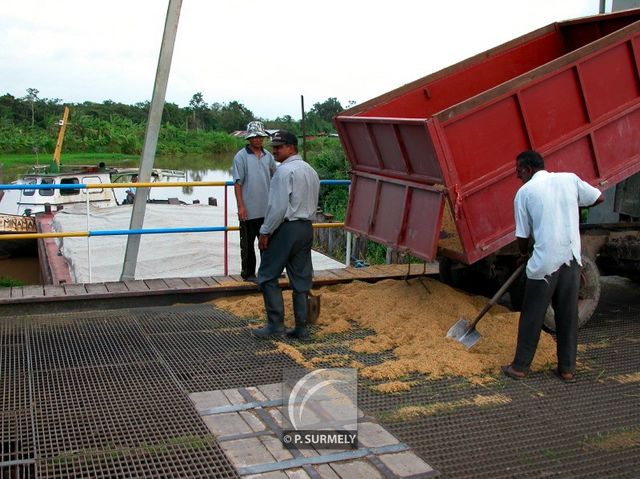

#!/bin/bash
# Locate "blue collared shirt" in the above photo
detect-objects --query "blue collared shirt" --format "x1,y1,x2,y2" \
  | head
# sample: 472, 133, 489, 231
260, 154, 320, 235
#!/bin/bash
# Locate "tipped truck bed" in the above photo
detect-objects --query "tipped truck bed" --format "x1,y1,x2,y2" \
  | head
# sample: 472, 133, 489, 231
335, 9, 640, 264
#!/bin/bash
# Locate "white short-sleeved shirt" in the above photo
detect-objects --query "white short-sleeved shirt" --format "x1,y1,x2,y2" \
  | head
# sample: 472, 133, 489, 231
514, 170, 601, 280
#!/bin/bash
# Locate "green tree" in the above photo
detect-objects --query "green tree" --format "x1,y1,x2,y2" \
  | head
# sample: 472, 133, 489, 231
214, 101, 254, 133
303, 97, 344, 134
25, 88, 39, 127
188, 92, 208, 131
310, 97, 343, 123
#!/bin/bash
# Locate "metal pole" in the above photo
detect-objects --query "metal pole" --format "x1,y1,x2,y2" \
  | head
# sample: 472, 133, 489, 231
120, 0, 182, 281
86, 191, 92, 282
599, 0, 606, 13
301, 95, 307, 161
345, 232, 352, 267
224, 183, 228, 276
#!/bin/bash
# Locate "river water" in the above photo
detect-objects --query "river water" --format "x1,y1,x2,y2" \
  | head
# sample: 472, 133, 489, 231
127, 152, 239, 211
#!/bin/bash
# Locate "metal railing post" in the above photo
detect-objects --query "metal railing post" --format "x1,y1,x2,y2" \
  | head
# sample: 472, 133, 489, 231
86, 190, 92, 282
224, 183, 228, 276
345, 232, 352, 267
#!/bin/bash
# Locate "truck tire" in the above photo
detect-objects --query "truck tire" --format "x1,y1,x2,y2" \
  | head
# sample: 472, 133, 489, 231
543, 256, 601, 332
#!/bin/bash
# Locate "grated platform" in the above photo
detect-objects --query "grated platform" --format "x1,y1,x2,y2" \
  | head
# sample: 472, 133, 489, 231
1, 277, 638, 478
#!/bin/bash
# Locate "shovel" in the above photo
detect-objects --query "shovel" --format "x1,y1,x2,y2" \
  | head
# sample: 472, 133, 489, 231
447, 263, 525, 349
307, 292, 321, 325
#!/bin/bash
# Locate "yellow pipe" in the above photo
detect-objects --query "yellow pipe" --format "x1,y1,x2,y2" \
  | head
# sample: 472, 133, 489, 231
85, 181, 230, 189
0, 231, 88, 240
313, 222, 345, 228
0, 223, 344, 240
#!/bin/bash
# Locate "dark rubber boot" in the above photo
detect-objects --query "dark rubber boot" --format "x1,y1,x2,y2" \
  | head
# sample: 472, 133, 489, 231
254, 283, 285, 339
286, 291, 310, 340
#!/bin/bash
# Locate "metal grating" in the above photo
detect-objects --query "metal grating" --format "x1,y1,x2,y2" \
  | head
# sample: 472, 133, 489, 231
1, 320, 35, 479
0, 279, 637, 478
352, 282, 640, 479
135, 307, 301, 392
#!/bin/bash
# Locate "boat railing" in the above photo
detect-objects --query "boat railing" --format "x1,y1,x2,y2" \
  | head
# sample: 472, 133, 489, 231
0, 179, 352, 282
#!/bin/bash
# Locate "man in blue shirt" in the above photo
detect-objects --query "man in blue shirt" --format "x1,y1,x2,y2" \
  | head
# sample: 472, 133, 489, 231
253, 130, 320, 340
232, 121, 277, 282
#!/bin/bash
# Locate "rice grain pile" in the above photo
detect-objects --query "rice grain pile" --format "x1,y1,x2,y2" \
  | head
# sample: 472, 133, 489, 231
212, 278, 557, 383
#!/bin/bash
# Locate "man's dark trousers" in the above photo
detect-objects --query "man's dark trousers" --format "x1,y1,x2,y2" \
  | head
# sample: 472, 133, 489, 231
239, 218, 263, 279
513, 259, 580, 374
258, 220, 313, 329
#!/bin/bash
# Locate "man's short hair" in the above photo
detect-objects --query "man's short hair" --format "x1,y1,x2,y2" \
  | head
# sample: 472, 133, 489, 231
516, 150, 545, 170
270, 130, 298, 147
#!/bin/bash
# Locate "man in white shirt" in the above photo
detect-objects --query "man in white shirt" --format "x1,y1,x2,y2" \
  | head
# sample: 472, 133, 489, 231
253, 130, 320, 340
502, 150, 603, 383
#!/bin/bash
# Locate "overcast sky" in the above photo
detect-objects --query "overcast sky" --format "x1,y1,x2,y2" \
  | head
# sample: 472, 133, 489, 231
1, 1, 612, 119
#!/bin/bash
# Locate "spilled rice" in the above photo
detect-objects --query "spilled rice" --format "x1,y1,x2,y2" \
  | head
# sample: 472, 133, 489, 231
212, 278, 557, 383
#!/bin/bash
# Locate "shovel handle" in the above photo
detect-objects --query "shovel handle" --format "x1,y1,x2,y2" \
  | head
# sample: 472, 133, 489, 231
467, 263, 525, 330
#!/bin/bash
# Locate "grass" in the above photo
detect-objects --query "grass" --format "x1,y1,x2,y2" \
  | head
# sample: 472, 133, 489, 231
584, 426, 640, 451
0, 277, 24, 287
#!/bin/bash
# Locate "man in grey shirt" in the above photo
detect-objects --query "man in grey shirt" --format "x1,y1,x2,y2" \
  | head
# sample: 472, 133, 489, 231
254, 130, 320, 340
232, 121, 277, 282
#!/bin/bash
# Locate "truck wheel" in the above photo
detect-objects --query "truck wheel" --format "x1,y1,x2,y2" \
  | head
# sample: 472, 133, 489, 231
543, 256, 601, 332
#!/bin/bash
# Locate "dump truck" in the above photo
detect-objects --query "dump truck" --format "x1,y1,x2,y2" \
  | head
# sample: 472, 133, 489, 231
335, 9, 640, 329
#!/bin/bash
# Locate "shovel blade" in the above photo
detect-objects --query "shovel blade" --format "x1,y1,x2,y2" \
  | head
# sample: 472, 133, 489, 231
307, 292, 321, 325
446, 318, 482, 350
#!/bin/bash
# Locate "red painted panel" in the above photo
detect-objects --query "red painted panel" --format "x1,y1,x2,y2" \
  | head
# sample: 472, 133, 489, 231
443, 97, 529, 185
369, 123, 408, 174
360, 32, 566, 119
545, 138, 598, 182
580, 43, 640, 119
519, 68, 588, 148
345, 176, 377, 235
402, 188, 444, 260
370, 182, 405, 244
397, 123, 443, 181
594, 108, 640, 174
463, 177, 521, 249
342, 122, 379, 168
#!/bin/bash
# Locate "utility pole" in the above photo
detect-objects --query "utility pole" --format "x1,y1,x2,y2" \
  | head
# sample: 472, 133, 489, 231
120, 0, 183, 281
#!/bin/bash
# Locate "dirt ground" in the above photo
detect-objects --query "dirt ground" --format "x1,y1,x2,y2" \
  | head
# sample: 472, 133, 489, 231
213, 278, 557, 385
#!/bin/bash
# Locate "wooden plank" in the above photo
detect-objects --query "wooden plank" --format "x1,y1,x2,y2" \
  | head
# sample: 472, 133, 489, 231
229, 275, 245, 283
315, 269, 341, 279
327, 268, 360, 280
183, 277, 209, 289
344, 267, 374, 278
164, 278, 189, 289
21, 285, 44, 298
123, 280, 150, 292
365, 264, 393, 277
43, 285, 67, 297
143, 279, 171, 291
63, 284, 87, 296
212, 276, 240, 287
85, 283, 108, 295
0, 287, 11, 299
200, 276, 222, 287
10, 287, 24, 298
104, 282, 129, 293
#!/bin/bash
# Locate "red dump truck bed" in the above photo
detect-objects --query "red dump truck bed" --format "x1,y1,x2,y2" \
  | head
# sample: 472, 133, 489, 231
335, 9, 640, 265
